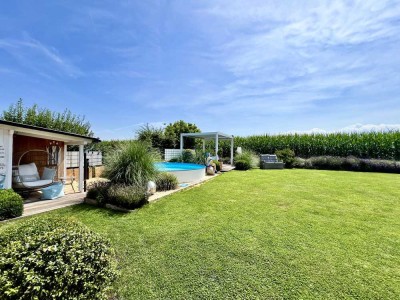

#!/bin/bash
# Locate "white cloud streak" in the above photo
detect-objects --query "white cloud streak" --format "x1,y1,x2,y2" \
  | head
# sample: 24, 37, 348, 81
0, 35, 82, 77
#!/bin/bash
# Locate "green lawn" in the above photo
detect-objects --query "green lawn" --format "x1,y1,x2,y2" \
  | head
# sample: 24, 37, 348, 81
9, 170, 400, 298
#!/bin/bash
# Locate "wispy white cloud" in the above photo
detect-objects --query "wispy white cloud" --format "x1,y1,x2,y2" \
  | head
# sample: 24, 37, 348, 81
0, 34, 82, 77
184, 0, 400, 114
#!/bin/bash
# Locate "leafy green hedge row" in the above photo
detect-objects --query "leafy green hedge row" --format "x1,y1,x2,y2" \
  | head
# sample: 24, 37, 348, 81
217, 131, 400, 160
293, 156, 400, 173
0, 217, 116, 299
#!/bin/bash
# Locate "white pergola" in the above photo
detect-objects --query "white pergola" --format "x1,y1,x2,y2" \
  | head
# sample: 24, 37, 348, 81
180, 132, 234, 165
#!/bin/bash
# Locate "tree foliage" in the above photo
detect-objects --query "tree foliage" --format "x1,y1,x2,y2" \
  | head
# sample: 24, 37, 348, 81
1, 99, 93, 137
164, 120, 201, 149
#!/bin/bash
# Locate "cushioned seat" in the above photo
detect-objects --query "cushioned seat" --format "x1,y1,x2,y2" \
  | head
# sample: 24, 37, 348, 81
41, 182, 65, 200
24, 180, 53, 188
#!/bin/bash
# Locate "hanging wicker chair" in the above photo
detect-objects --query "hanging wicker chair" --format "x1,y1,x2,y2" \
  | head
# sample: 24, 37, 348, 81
12, 149, 58, 192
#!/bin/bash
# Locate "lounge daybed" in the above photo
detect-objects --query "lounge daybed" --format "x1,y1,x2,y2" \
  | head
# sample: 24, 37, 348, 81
260, 154, 285, 169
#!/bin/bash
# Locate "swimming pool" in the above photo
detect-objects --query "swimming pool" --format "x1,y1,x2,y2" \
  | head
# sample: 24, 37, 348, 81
155, 162, 205, 183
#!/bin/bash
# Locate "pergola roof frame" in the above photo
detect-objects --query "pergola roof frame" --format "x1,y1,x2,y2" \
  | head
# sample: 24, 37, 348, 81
180, 132, 234, 165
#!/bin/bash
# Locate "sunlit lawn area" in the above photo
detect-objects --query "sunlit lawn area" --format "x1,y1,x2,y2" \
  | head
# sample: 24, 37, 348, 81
13, 170, 400, 298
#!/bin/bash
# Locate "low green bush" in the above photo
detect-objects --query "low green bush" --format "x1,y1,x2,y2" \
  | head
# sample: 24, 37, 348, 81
234, 150, 259, 170
86, 180, 111, 206
0, 189, 23, 220
107, 184, 148, 209
213, 160, 221, 172
275, 149, 296, 168
155, 173, 179, 191
234, 159, 252, 170
295, 156, 400, 173
0, 217, 116, 299
182, 149, 196, 163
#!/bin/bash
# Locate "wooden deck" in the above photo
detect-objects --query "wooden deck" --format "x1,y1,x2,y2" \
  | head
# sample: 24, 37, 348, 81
23, 192, 85, 217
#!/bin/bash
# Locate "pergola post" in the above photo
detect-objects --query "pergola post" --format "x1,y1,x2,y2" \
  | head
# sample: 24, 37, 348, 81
79, 144, 84, 192
202, 140, 205, 152
215, 133, 219, 157
180, 134, 184, 153
230, 137, 234, 165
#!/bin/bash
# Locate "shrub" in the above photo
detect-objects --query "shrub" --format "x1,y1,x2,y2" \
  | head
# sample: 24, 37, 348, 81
275, 149, 296, 168
182, 149, 196, 163
0, 217, 116, 300
86, 180, 111, 206
293, 157, 306, 168
213, 160, 221, 172
155, 173, 179, 191
234, 159, 252, 170
103, 141, 158, 187
107, 184, 148, 209
295, 156, 400, 173
0, 189, 23, 220
234, 150, 259, 170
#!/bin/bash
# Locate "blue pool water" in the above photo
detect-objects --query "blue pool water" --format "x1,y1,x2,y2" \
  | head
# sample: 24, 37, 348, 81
155, 162, 205, 172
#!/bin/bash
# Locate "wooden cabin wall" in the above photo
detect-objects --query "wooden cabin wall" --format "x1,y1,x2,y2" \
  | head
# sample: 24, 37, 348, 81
13, 135, 64, 180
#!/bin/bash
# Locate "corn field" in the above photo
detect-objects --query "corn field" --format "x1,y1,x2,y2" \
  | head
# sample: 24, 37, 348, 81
219, 131, 400, 160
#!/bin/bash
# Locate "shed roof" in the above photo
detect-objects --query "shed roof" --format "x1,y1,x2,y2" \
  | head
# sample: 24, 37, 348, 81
0, 120, 100, 144
181, 132, 234, 140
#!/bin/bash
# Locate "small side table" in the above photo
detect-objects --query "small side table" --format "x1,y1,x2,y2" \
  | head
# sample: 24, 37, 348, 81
59, 176, 76, 193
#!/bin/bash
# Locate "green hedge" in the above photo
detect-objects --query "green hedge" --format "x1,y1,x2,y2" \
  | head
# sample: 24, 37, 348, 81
0, 189, 23, 220
0, 217, 116, 299
218, 131, 400, 160
293, 156, 400, 173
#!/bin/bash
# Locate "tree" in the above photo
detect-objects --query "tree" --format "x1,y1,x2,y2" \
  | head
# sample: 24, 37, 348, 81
1, 99, 93, 137
164, 120, 201, 149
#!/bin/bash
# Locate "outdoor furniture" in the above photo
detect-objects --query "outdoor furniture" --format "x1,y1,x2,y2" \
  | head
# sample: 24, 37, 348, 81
41, 182, 65, 200
0, 174, 5, 189
59, 176, 76, 192
13, 162, 56, 191
260, 154, 285, 169
12, 149, 57, 192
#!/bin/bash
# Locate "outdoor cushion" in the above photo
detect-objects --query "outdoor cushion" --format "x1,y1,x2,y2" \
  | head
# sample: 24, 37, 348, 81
42, 167, 56, 180
18, 163, 39, 177
23, 179, 52, 188
41, 182, 64, 200
20, 174, 40, 182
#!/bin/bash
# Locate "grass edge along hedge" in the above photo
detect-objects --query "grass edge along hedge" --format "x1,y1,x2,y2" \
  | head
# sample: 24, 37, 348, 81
0, 216, 117, 300
0, 189, 23, 220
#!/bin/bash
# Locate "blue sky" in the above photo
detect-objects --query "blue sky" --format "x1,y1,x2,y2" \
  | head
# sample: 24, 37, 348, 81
1, 0, 400, 139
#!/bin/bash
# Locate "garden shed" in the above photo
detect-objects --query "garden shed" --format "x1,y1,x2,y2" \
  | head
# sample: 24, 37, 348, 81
0, 120, 99, 191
